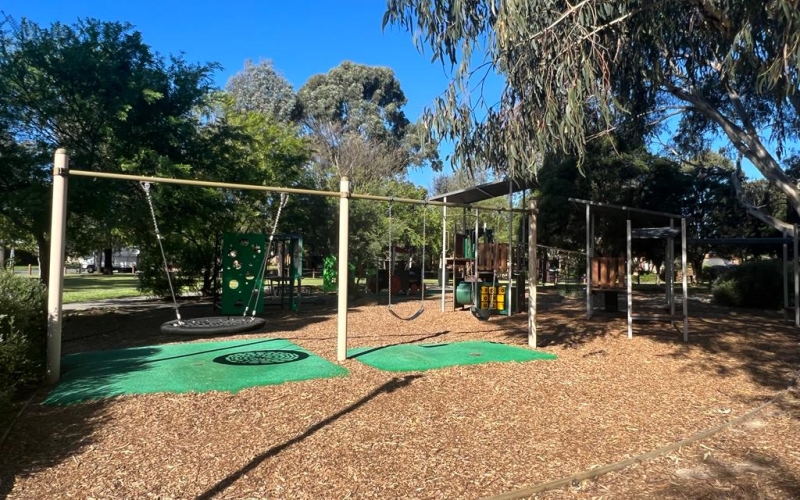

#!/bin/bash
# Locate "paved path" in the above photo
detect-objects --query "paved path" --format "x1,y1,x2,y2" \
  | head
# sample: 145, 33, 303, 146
64, 297, 210, 311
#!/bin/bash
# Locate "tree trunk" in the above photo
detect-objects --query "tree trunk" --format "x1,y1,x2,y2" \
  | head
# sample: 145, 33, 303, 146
103, 248, 113, 275
202, 264, 212, 297
36, 234, 49, 285
691, 257, 705, 284
0, 239, 4, 270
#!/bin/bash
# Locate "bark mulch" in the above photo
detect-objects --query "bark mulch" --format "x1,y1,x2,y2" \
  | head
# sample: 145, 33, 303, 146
1, 289, 799, 499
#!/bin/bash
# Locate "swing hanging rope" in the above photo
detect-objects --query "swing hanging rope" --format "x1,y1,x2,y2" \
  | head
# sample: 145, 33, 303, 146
141, 182, 182, 324
245, 192, 289, 318
387, 201, 426, 321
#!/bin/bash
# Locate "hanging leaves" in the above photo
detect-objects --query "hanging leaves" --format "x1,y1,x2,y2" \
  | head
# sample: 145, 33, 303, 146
383, 0, 800, 192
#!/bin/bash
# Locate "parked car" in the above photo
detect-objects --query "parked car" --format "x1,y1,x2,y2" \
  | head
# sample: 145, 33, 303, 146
80, 248, 140, 273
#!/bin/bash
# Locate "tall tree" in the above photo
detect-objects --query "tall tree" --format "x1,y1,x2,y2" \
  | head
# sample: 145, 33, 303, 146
225, 59, 300, 123
297, 61, 439, 191
133, 98, 314, 297
384, 1, 800, 230
0, 16, 218, 280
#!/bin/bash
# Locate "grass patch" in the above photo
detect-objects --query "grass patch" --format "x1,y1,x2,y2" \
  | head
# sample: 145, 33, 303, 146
63, 274, 144, 303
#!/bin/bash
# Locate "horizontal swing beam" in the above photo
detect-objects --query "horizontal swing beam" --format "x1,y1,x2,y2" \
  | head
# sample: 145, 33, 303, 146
66, 169, 534, 214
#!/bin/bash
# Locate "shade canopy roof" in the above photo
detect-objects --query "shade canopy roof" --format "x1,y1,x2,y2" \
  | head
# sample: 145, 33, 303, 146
568, 198, 684, 222
430, 177, 536, 205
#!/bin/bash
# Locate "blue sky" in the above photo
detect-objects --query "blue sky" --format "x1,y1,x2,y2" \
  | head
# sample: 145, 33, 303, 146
3, 0, 498, 189
4, 1, 774, 183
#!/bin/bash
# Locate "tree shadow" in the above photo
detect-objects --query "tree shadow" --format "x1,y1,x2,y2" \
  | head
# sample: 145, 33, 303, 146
61, 299, 340, 354
0, 395, 110, 498
644, 309, 800, 397
194, 374, 422, 500
654, 450, 800, 499
347, 330, 451, 358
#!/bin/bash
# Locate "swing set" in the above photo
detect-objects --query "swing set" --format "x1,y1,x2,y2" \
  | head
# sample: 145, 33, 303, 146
45, 150, 536, 384
385, 202, 426, 321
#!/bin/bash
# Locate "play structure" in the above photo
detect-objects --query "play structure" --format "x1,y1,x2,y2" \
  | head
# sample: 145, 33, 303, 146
367, 203, 426, 318
263, 233, 304, 310
431, 178, 535, 320
536, 245, 586, 287
146, 184, 293, 335
44, 150, 537, 383
446, 215, 514, 320
570, 198, 690, 340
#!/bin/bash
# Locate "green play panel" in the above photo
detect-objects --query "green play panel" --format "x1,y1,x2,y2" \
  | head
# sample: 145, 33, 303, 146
348, 340, 557, 372
45, 338, 347, 406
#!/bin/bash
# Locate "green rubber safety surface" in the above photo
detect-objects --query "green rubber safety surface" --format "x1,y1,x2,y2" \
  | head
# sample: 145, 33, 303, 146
45, 338, 347, 406
348, 340, 557, 372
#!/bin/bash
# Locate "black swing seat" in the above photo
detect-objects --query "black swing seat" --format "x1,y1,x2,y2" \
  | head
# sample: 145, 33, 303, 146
470, 306, 492, 321
388, 306, 425, 321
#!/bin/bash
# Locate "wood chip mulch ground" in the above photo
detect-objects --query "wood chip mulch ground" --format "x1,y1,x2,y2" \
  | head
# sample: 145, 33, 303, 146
1, 288, 799, 499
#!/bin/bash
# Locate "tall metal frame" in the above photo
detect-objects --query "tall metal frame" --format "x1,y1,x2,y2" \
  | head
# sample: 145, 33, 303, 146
46, 150, 537, 383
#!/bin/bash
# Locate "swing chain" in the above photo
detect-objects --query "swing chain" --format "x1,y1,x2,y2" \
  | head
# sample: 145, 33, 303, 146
387, 203, 393, 309
386, 201, 426, 321
246, 192, 289, 317
140, 182, 182, 324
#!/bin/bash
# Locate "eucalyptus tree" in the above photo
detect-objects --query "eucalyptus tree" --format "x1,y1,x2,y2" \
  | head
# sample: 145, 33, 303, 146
297, 61, 439, 192
225, 59, 300, 123
384, 1, 800, 231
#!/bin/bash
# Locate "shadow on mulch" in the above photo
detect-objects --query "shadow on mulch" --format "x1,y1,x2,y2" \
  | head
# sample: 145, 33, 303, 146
195, 374, 422, 500
498, 288, 800, 409
61, 297, 342, 355
0, 297, 349, 498
643, 303, 800, 398
0, 398, 111, 499
653, 449, 800, 499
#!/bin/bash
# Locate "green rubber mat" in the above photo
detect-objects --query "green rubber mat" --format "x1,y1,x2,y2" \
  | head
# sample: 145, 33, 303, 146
348, 340, 557, 372
45, 338, 347, 406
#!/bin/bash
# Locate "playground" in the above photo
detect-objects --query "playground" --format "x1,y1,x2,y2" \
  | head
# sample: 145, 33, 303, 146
2, 287, 799, 499
2, 156, 799, 499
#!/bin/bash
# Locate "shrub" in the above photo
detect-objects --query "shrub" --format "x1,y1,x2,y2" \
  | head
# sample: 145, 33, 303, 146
0, 273, 48, 400
136, 252, 197, 299
702, 265, 730, 284
711, 260, 783, 308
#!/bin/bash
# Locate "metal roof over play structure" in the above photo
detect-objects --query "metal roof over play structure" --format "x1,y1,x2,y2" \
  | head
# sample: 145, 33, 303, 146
430, 177, 537, 205
568, 198, 684, 220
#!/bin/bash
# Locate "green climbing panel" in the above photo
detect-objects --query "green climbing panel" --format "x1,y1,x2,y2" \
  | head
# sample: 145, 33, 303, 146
221, 233, 266, 315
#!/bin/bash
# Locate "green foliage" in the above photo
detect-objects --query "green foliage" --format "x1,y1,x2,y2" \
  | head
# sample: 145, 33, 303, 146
0, 15, 219, 281
0, 273, 47, 401
703, 264, 731, 284
712, 260, 783, 309
225, 59, 300, 122
136, 253, 198, 299
537, 138, 688, 256
297, 61, 439, 188
385, 1, 800, 233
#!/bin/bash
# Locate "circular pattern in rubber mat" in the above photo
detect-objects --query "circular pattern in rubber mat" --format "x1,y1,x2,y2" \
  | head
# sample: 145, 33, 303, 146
213, 349, 309, 365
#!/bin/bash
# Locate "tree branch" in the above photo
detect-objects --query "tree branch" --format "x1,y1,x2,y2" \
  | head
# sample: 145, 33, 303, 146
731, 156, 794, 233
666, 82, 800, 214
725, 84, 757, 137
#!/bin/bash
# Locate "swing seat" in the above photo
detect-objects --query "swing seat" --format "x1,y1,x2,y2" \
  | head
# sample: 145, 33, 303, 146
388, 306, 425, 321
470, 306, 492, 321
